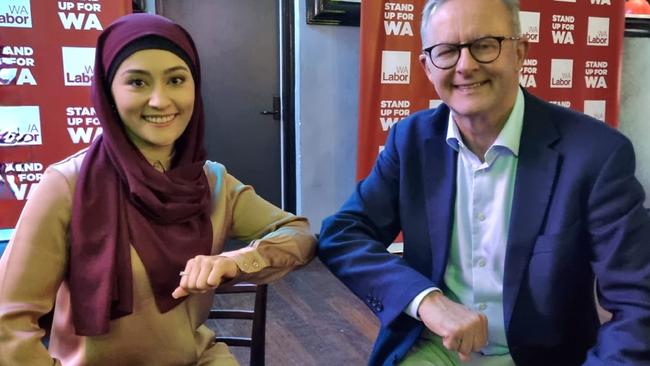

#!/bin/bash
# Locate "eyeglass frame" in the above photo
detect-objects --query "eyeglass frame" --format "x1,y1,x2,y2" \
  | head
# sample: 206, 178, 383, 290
422, 36, 521, 70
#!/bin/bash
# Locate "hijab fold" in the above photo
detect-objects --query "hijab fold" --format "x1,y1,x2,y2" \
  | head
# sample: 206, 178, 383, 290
68, 13, 213, 336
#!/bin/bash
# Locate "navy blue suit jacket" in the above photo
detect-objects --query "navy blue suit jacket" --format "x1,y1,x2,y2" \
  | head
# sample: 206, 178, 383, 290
319, 91, 650, 365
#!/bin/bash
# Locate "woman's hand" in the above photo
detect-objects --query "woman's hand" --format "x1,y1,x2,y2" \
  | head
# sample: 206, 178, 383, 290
172, 255, 240, 299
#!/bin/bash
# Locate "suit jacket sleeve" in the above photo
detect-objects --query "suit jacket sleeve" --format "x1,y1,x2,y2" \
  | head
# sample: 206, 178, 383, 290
318, 124, 436, 327
585, 137, 650, 364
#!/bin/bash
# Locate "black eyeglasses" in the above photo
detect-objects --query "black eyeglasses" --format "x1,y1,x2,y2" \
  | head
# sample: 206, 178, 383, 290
423, 36, 520, 70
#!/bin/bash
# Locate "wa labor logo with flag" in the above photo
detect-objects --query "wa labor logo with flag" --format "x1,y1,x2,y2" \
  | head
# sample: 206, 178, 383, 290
0, 0, 32, 28
519, 11, 540, 43
62, 47, 95, 86
381, 50, 410, 84
0, 106, 42, 146
587, 17, 609, 46
550, 59, 573, 88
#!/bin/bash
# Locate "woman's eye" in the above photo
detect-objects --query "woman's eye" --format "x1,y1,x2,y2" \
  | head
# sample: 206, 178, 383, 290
127, 79, 145, 88
169, 76, 185, 85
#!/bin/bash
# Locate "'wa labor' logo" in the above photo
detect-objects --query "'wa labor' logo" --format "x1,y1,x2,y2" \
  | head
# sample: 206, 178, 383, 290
587, 17, 609, 46
62, 47, 95, 86
584, 100, 606, 122
381, 50, 411, 84
550, 59, 573, 88
519, 11, 540, 43
0, 0, 32, 28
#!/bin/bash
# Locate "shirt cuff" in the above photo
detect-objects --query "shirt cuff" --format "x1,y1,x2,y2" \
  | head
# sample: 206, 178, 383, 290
405, 287, 440, 320
217, 245, 269, 274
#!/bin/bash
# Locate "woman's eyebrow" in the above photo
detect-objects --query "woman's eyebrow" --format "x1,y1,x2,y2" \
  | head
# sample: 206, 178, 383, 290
119, 65, 190, 76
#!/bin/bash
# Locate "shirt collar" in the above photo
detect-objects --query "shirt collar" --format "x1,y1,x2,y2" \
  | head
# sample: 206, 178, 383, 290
446, 88, 525, 157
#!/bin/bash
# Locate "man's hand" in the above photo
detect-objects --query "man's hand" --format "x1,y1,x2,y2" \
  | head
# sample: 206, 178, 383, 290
171, 255, 240, 299
418, 291, 488, 362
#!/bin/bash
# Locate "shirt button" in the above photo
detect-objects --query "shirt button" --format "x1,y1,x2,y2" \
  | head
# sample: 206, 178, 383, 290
477, 213, 486, 221
478, 303, 487, 311
477, 258, 486, 267
253, 261, 259, 268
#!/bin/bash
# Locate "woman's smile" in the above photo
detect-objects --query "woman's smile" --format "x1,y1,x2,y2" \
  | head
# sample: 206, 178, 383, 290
142, 113, 178, 125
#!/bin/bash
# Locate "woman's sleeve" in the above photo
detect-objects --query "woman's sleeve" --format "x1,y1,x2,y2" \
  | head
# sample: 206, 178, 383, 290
218, 173, 316, 284
0, 167, 71, 366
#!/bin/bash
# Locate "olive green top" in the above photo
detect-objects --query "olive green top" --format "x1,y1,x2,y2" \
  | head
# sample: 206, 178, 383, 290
0, 150, 316, 366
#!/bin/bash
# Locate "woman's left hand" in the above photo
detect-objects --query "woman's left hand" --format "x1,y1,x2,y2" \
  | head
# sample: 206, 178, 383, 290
172, 255, 240, 299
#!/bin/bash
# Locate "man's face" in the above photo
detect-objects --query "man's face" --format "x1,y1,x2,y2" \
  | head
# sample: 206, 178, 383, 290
418, 0, 528, 122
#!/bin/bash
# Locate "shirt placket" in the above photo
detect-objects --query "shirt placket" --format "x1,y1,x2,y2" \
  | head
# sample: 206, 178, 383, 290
471, 159, 491, 315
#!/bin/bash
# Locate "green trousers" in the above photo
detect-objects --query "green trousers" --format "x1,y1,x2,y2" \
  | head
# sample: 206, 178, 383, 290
399, 330, 515, 366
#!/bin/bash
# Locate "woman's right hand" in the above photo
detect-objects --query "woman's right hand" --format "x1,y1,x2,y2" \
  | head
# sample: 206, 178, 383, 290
171, 255, 240, 298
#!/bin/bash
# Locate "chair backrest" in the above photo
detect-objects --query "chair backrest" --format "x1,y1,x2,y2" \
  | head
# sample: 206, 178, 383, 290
210, 283, 267, 366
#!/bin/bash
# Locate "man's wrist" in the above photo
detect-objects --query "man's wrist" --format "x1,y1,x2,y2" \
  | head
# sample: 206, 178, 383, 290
405, 287, 441, 320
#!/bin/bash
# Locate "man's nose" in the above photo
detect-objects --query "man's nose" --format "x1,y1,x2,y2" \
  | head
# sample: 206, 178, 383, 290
455, 47, 479, 73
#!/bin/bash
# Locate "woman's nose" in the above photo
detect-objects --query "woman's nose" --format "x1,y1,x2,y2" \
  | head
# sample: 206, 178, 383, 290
148, 86, 172, 108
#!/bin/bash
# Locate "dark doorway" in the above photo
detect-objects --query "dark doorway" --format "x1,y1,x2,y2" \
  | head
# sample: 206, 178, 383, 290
158, 0, 293, 209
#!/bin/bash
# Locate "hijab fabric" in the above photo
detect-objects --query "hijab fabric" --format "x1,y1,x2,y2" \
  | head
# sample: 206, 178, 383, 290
68, 13, 213, 336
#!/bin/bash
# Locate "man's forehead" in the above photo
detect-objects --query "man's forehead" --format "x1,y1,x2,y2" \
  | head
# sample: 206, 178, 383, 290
426, 0, 510, 24
424, 1, 513, 43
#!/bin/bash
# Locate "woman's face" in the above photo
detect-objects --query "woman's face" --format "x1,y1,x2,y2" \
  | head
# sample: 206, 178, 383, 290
110, 49, 195, 155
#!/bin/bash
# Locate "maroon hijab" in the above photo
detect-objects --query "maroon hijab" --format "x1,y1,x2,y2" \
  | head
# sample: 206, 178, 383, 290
68, 13, 212, 336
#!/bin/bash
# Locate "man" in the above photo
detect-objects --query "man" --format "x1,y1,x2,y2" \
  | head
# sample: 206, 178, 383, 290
318, 0, 650, 365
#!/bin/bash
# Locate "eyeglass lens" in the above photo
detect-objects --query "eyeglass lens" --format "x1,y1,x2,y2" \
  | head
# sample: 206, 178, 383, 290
430, 37, 502, 69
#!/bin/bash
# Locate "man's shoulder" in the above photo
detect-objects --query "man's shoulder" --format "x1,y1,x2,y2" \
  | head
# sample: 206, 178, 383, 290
524, 92, 626, 145
392, 104, 449, 137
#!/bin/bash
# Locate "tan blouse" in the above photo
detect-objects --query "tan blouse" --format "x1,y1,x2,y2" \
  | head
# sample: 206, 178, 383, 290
0, 150, 316, 366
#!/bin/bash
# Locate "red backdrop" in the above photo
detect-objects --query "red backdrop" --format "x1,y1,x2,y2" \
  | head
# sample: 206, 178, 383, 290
357, 0, 625, 180
0, 0, 131, 228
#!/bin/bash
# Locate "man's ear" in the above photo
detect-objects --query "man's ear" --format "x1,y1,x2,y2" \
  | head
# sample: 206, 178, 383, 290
419, 53, 436, 85
516, 37, 530, 69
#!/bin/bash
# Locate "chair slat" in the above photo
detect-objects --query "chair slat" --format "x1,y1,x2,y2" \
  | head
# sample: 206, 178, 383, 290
209, 309, 254, 320
209, 283, 267, 366
215, 336, 252, 347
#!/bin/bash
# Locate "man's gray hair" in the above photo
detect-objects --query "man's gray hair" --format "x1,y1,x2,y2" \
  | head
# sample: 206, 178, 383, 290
420, 0, 521, 44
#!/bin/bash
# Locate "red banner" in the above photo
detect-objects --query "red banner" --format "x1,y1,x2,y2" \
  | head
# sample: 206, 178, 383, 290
0, 0, 131, 228
357, 0, 625, 180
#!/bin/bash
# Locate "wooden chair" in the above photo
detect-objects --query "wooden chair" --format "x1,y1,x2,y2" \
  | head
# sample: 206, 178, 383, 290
210, 283, 268, 366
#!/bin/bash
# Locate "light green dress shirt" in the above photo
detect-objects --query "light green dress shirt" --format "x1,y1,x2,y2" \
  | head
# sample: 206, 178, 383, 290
402, 89, 525, 366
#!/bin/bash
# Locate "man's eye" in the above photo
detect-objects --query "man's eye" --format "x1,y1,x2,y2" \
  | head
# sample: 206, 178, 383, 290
435, 47, 456, 57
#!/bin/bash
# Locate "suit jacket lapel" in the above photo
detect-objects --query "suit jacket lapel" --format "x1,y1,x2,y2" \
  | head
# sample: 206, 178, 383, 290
503, 94, 561, 331
421, 107, 458, 286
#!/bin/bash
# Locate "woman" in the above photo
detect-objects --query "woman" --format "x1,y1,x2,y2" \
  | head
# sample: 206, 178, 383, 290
0, 13, 315, 365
